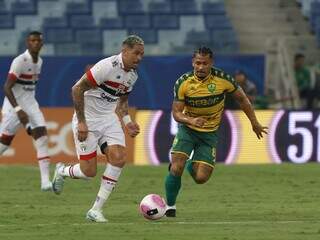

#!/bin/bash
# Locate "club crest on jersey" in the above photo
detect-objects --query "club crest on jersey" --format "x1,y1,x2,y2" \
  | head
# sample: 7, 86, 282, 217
207, 83, 216, 93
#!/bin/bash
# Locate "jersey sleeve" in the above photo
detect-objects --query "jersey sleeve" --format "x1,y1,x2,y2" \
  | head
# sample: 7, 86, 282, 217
224, 75, 239, 93
173, 77, 186, 101
86, 59, 112, 86
8, 57, 23, 80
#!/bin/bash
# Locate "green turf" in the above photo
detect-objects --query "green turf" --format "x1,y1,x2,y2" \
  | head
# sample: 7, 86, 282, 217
0, 163, 320, 240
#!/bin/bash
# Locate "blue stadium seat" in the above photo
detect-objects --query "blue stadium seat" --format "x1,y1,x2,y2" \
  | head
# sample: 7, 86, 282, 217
81, 42, 103, 55
201, 2, 226, 15
66, 2, 91, 15
152, 15, 179, 29
69, 15, 95, 29
185, 30, 211, 45
148, 1, 171, 14
125, 15, 151, 29
205, 15, 233, 29
310, 2, 320, 31
100, 17, 124, 29
128, 29, 158, 44
44, 28, 74, 43
0, 0, 8, 14
172, 0, 198, 15
11, 0, 37, 15
118, 0, 144, 15
0, 13, 14, 29
211, 29, 239, 53
43, 17, 68, 28
54, 43, 82, 56
75, 29, 102, 43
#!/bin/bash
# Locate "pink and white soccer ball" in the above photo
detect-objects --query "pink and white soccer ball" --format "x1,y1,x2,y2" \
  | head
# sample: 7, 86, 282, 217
139, 194, 167, 220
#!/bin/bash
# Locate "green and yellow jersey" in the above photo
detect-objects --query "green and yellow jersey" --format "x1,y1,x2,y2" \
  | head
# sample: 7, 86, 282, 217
174, 67, 239, 132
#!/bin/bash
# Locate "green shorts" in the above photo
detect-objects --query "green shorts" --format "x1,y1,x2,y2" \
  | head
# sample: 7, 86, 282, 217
171, 124, 218, 167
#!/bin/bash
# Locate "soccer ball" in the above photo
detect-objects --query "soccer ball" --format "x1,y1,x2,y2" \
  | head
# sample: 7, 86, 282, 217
139, 194, 167, 220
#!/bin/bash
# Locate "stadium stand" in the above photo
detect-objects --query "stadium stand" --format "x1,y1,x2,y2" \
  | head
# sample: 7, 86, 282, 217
0, 0, 237, 56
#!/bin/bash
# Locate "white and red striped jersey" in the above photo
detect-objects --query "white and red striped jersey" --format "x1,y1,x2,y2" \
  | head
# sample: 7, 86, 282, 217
84, 53, 138, 120
2, 50, 42, 113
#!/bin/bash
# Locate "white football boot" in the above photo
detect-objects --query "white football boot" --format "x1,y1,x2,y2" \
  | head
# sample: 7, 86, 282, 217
52, 162, 65, 195
86, 209, 108, 223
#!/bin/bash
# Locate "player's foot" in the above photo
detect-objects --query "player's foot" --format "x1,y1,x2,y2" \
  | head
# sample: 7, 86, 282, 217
86, 209, 108, 223
52, 162, 65, 195
165, 205, 176, 217
41, 181, 52, 191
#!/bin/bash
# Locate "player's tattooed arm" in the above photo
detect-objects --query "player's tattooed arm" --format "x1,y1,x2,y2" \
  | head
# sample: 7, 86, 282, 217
172, 101, 206, 128
72, 74, 94, 123
116, 95, 129, 118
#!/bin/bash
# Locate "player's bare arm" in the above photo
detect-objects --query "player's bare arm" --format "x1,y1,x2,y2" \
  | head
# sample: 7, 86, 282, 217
72, 74, 95, 141
3, 76, 29, 126
232, 88, 268, 139
172, 101, 206, 128
117, 95, 140, 138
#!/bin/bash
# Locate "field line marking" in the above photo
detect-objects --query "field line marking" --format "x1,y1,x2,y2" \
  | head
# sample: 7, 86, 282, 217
0, 219, 319, 228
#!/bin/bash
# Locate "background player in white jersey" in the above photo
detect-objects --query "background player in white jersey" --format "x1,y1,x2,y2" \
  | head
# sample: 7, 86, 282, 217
0, 31, 52, 191
52, 35, 144, 222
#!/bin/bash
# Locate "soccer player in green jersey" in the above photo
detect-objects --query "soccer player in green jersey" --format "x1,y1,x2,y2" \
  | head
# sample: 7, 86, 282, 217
165, 47, 268, 217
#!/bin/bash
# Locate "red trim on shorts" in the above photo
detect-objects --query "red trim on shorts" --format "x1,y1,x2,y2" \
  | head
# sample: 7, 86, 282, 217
8, 73, 17, 81
102, 176, 117, 182
79, 151, 97, 160
1, 134, 14, 141
19, 74, 33, 79
86, 70, 97, 87
38, 156, 50, 161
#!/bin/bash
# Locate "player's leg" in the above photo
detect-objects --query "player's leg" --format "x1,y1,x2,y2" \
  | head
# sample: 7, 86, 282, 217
187, 131, 217, 184
0, 111, 20, 154
52, 117, 98, 195
31, 126, 52, 191
88, 144, 126, 222
87, 116, 126, 222
189, 161, 214, 184
165, 125, 194, 217
27, 105, 53, 191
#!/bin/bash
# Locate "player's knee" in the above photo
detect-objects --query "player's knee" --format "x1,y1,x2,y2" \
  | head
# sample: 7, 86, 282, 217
108, 148, 126, 166
193, 174, 210, 184
82, 167, 97, 178
170, 163, 184, 176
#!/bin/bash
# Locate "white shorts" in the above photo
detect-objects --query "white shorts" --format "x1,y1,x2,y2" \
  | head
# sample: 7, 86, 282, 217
72, 113, 125, 160
0, 100, 46, 136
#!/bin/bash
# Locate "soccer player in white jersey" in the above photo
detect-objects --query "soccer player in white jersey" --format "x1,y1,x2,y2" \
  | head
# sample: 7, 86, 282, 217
0, 31, 52, 191
52, 35, 144, 222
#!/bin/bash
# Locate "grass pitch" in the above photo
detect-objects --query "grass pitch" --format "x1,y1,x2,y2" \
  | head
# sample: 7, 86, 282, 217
0, 164, 319, 240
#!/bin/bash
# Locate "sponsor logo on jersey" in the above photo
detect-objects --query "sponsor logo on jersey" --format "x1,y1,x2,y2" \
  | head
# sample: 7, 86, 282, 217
100, 92, 117, 102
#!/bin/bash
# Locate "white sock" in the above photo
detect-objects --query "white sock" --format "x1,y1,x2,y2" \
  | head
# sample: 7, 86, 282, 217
38, 159, 50, 185
0, 142, 9, 155
92, 164, 122, 211
35, 136, 51, 184
60, 163, 90, 180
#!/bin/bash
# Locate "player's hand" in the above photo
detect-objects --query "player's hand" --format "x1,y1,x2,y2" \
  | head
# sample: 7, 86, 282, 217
251, 121, 268, 139
17, 109, 29, 126
189, 117, 206, 128
125, 122, 140, 137
77, 122, 89, 142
